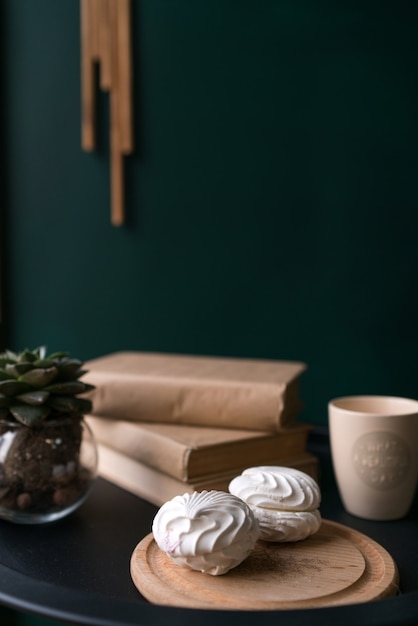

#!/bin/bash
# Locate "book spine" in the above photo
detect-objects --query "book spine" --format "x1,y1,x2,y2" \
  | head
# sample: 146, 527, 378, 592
85, 372, 301, 431
96, 444, 319, 507
87, 416, 311, 481
86, 416, 190, 481
96, 444, 190, 506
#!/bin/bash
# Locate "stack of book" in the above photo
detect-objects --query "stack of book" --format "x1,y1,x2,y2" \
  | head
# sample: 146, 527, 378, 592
83, 352, 317, 506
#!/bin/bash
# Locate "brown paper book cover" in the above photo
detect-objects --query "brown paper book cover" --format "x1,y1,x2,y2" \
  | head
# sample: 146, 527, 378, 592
96, 443, 319, 507
86, 416, 311, 481
83, 351, 306, 431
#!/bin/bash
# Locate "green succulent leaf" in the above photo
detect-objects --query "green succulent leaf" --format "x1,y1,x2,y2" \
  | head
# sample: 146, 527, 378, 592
80, 382, 95, 394
10, 404, 51, 426
0, 393, 11, 407
0, 380, 32, 396
0, 369, 14, 382
54, 360, 84, 381
44, 381, 94, 395
71, 368, 88, 380
4, 362, 34, 377
47, 395, 92, 414
73, 397, 93, 413
32, 359, 56, 369
47, 395, 82, 412
0, 346, 94, 426
18, 366, 58, 387
47, 351, 69, 360
0, 358, 14, 369
0, 350, 18, 362
17, 349, 38, 363
16, 390, 50, 405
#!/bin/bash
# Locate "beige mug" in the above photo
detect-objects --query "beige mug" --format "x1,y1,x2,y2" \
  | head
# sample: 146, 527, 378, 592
328, 395, 418, 520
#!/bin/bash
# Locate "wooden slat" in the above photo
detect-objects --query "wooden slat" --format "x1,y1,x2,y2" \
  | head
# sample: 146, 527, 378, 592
109, 0, 124, 226
89, 0, 101, 60
80, 0, 96, 151
117, 0, 134, 155
110, 144, 125, 227
98, 0, 112, 90
81, 0, 132, 224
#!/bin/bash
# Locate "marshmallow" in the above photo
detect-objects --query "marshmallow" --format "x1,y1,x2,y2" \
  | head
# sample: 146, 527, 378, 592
152, 490, 260, 575
229, 466, 322, 542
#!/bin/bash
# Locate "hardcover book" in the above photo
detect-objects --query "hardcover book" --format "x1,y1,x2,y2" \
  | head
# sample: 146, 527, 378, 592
83, 351, 306, 431
86, 416, 312, 482
96, 443, 319, 507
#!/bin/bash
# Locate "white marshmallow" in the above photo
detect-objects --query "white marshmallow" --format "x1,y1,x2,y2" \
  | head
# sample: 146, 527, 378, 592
251, 508, 321, 542
229, 466, 322, 542
229, 466, 321, 511
152, 490, 260, 575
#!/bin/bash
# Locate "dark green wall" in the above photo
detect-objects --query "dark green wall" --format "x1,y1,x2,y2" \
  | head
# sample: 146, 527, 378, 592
2, 0, 417, 428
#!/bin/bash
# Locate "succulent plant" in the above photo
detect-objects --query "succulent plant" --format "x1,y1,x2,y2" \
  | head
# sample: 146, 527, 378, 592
0, 346, 95, 427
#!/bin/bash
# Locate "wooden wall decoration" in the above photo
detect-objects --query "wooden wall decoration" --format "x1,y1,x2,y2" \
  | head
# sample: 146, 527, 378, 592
80, 0, 133, 226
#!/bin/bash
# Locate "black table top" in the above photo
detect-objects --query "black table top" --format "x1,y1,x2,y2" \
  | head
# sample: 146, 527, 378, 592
0, 432, 417, 626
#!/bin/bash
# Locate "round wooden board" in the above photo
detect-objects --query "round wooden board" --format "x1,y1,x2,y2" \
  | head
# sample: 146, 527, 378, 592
130, 520, 399, 610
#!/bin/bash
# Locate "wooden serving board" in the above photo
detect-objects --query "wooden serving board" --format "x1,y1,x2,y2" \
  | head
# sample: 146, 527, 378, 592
130, 520, 399, 610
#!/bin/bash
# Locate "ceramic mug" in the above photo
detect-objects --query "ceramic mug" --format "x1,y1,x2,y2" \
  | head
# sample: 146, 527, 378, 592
328, 395, 418, 520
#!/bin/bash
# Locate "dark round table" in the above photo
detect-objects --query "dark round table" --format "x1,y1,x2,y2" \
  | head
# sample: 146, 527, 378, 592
0, 432, 417, 626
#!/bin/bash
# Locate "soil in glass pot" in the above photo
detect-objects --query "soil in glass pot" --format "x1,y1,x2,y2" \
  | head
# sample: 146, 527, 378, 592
0, 415, 97, 523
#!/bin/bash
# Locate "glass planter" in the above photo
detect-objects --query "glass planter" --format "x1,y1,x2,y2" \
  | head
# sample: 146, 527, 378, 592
0, 416, 98, 524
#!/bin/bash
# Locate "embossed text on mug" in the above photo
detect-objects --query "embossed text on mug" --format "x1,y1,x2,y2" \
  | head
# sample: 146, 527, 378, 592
352, 431, 410, 490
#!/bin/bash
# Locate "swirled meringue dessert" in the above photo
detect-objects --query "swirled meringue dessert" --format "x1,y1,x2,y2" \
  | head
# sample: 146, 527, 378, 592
152, 490, 260, 575
229, 466, 321, 542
